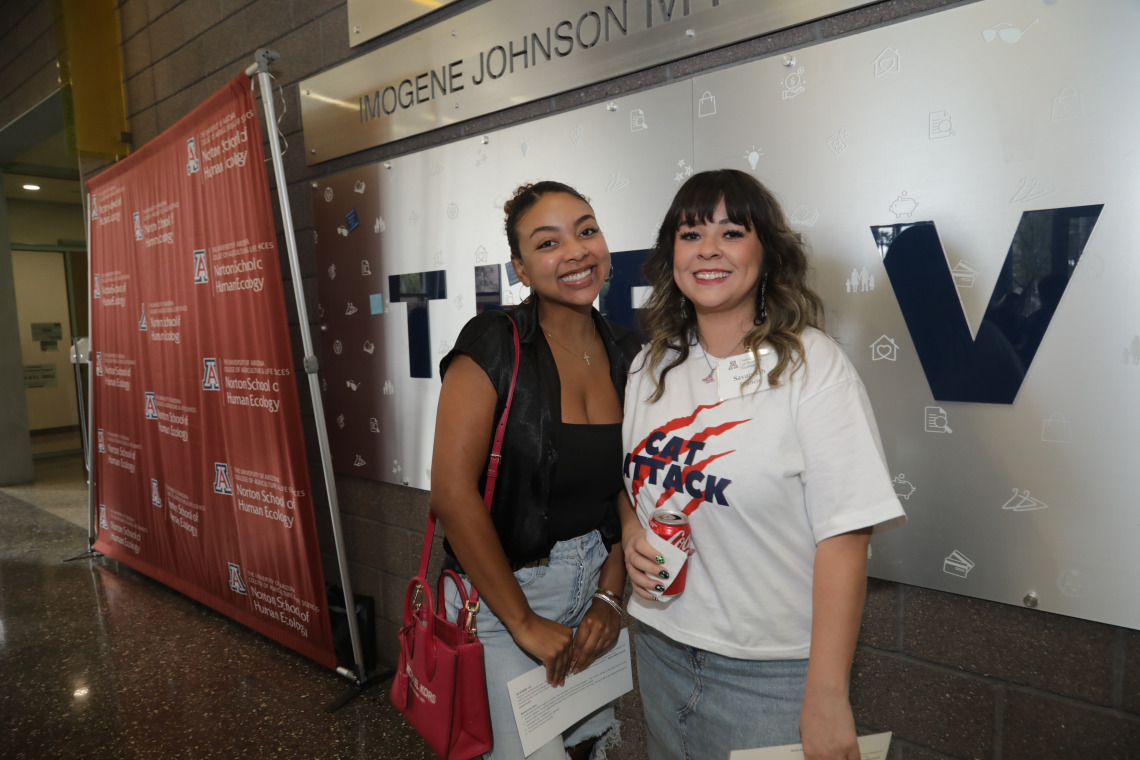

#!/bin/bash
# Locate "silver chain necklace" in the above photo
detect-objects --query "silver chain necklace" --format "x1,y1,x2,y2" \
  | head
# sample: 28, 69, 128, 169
699, 345, 717, 384
697, 334, 744, 384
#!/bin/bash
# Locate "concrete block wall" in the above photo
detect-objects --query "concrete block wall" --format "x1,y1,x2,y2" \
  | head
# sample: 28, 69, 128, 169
1, 0, 1133, 755
0, 0, 56, 126
856, 580, 1140, 758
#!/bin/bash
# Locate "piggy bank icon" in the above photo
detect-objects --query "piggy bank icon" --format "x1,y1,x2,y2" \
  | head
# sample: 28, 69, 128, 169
889, 192, 918, 218
891, 474, 916, 500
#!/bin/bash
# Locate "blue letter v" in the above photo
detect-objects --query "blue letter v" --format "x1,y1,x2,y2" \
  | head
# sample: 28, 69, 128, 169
873, 205, 1102, 404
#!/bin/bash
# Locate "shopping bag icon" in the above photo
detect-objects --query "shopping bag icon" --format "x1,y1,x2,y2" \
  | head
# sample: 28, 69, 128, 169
1052, 87, 1081, 121
1041, 413, 1071, 443
698, 91, 717, 117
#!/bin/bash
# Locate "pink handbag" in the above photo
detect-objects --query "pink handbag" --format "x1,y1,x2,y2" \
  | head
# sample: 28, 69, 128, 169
390, 314, 519, 760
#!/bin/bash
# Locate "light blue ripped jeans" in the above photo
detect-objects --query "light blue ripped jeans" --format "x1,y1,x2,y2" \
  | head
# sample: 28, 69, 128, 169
445, 530, 621, 760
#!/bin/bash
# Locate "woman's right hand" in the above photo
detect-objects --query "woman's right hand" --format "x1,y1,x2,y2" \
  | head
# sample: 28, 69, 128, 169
509, 612, 575, 686
622, 526, 664, 600
618, 490, 662, 600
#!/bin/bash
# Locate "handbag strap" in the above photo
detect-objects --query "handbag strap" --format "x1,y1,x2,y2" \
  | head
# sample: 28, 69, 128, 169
417, 313, 520, 603
482, 314, 520, 508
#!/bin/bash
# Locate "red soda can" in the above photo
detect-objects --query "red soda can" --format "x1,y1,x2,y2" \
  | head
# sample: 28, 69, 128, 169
648, 508, 693, 596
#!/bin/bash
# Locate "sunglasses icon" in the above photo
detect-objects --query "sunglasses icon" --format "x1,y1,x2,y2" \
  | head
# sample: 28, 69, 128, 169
983, 18, 1038, 43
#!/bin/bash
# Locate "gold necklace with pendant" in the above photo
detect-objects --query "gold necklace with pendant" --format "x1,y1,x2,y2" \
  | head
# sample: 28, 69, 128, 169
543, 319, 596, 365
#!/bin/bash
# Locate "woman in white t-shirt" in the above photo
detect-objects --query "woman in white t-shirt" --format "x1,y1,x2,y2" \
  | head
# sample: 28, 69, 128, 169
620, 169, 905, 760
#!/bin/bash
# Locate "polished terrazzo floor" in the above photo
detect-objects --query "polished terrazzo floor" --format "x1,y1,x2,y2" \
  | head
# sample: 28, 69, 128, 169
0, 456, 437, 760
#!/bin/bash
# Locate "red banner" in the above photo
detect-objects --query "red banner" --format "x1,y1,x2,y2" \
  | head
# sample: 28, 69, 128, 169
87, 73, 336, 669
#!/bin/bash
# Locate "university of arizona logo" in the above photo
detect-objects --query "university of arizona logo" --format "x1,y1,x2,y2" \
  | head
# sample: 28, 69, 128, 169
187, 137, 200, 175
144, 392, 158, 420
227, 562, 247, 594
213, 463, 233, 495
90, 195, 98, 220
202, 358, 221, 391
133, 211, 143, 241
98, 504, 108, 530
193, 249, 209, 284
93, 274, 102, 299
139, 303, 148, 331
95, 352, 103, 376
97, 429, 105, 453
151, 478, 162, 508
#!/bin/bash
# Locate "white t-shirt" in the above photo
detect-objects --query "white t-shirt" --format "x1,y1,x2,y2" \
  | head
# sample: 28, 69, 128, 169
622, 328, 906, 660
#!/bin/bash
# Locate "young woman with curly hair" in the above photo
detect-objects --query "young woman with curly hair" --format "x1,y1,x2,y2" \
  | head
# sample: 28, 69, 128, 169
432, 181, 640, 760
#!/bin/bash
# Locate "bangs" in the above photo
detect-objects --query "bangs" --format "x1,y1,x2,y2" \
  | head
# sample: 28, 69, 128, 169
670, 171, 757, 231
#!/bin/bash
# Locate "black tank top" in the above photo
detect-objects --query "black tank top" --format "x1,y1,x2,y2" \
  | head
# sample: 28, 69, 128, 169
547, 422, 623, 542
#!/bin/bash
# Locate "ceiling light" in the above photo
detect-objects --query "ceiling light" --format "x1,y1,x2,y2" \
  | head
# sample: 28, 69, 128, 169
23, 184, 40, 191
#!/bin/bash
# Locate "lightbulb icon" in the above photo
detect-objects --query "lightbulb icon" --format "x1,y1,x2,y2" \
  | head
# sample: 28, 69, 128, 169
744, 146, 763, 170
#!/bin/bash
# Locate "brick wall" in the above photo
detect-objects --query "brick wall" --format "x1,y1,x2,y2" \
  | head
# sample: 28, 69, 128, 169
0, 0, 56, 128
857, 579, 1140, 757
16, 0, 1135, 756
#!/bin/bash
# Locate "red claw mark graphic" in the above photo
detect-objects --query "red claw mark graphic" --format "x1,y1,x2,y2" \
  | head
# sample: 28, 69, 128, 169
628, 401, 751, 516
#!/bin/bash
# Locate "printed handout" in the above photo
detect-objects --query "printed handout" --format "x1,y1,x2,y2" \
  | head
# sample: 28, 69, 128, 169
507, 629, 633, 756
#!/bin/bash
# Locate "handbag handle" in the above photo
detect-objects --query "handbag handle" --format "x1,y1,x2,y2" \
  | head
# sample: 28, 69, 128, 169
416, 313, 520, 601
401, 569, 480, 682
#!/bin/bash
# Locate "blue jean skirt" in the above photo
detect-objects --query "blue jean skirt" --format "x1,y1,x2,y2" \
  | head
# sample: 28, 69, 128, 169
634, 620, 808, 760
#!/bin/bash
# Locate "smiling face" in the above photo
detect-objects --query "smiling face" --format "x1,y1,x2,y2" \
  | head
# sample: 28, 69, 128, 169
511, 192, 610, 309
672, 198, 764, 321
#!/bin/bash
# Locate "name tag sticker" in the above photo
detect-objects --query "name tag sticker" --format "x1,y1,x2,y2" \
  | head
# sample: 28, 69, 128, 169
716, 348, 772, 400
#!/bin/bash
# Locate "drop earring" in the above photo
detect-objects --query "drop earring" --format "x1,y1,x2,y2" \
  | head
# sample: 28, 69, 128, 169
679, 294, 689, 321
754, 274, 768, 325
605, 265, 614, 282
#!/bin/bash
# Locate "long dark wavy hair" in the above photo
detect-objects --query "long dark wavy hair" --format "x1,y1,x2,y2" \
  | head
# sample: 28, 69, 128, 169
638, 169, 825, 401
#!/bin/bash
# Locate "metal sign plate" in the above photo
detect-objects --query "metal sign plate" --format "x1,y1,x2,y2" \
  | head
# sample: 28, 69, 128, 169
347, 0, 461, 47
301, 0, 875, 163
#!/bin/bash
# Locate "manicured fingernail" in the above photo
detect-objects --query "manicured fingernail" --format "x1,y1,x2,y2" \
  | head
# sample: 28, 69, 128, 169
654, 584, 665, 592
658, 570, 669, 579
655, 555, 666, 564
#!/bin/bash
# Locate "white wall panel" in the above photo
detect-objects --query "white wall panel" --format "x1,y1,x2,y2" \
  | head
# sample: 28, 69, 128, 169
313, 0, 1140, 629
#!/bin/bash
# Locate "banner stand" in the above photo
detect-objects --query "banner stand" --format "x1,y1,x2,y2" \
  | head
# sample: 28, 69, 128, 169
69, 196, 101, 565
62, 334, 99, 564
246, 49, 367, 687
85, 195, 98, 552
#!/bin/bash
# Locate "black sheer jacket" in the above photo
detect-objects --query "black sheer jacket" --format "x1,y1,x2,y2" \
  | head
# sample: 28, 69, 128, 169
438, 296, 641, 570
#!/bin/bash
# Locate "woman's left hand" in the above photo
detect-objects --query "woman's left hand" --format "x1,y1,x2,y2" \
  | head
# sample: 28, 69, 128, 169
799, 690, 860, 760
569, 599, 621, 674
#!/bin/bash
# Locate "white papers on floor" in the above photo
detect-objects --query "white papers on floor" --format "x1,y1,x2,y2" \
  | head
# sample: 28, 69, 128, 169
729, 731, 892, 759
507, 628, 633, 756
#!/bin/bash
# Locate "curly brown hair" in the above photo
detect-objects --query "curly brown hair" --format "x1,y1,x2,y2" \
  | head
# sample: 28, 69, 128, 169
638, 169, 825, 401
503, 181, 591, 260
